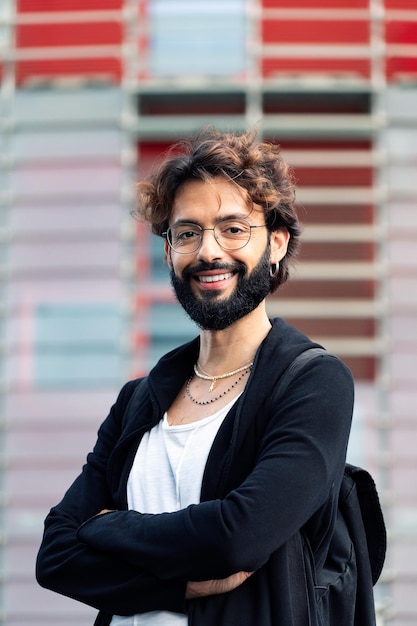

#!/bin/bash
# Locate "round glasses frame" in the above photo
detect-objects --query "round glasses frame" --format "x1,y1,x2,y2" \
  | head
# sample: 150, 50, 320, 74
162, 219, 267, 254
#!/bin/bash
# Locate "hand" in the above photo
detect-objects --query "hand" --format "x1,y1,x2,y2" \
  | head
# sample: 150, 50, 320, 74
186, 571, 253, 599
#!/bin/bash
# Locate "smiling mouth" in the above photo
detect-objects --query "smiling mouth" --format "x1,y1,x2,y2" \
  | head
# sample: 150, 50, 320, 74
196, 272, 234, 283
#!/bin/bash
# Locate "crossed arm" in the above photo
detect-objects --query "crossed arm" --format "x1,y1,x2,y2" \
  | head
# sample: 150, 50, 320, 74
97, 507, 252, 599
36, 357, 353, 615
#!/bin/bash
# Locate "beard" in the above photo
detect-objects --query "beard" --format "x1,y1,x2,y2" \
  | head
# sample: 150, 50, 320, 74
170, 245, 272, 331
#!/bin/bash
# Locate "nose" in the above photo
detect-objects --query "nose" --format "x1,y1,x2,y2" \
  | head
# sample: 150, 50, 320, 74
197, 228, 223, 261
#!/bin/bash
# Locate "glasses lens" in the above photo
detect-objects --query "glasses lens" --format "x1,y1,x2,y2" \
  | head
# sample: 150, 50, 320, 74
168, 223, 202, 253
167, 219, 253, 253
214, 219, 251, 250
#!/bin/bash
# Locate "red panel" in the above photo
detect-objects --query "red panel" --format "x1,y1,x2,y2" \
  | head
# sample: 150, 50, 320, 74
295, 166, 373, 187
343, 357, 376, 381
281, 280, 375, 299
263, 0, 368, 7
139, 142, 174, 158
18, 0, 122, 10
138, 141, 186, 177
296, 205, 374, 226
279, 140, 372, 150
17, 22, 122, 47
262, 19, 369, 44
287, 318, 376, 338
302, 241, 374, 262
386, 56, 417, 81
384, 0, 417, 8
16, 57, 121, 84
262, 57, 371, 79
386, 21, 417, 45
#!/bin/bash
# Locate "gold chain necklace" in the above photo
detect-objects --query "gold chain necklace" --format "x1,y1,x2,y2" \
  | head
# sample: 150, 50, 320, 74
194, 360, 254, 393
186, 366, 252, 406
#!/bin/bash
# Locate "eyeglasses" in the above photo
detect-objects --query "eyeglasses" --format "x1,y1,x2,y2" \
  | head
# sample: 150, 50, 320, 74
162, 218, 267, 254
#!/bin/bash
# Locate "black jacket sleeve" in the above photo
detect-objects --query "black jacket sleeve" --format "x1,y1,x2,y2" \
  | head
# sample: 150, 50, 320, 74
77, 355, 354, 582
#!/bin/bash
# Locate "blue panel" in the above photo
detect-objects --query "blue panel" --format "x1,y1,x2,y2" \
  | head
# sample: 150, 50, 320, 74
149, 302, 196, 365
149, 0, 247, 77
150, 235, 168, 282
34, 303, 122, 388
35, 351, 121, 388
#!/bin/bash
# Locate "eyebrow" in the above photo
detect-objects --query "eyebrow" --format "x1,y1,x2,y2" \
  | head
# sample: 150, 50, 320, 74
171, 212, 254, 228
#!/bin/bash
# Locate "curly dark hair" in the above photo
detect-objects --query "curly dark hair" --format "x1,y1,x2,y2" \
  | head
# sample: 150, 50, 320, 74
135, 128, 301, 290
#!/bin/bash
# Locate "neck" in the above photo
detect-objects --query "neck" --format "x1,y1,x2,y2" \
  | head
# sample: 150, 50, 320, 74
197, 303, 271, 374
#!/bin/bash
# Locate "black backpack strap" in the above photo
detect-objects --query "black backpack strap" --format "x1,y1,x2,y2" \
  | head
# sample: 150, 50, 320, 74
288, 532, 313, 626
344, 464, 386, 585
274, 348, 327, 626
273, 347, 328, 398
277, 349, 386, 626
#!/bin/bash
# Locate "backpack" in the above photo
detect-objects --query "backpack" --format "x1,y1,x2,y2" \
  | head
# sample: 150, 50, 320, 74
276, 348, 387, 626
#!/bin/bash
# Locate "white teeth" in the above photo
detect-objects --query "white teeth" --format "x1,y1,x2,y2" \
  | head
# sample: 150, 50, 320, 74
198, 272, 233, 283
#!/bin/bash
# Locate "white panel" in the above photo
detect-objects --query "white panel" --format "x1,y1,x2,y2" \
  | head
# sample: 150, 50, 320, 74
12, 163, 121, 199
390, 315, 417, 343
391, 388, 417, 419
386, 128, 417, 159
10, 203, 123, 236
389, 277, 417, 308
388, 240, 417, 270
386, 87, 417, 119
4, 579, 96, 623
390, 353, 417, 384
9, 240, 120, 272
7, 277, 123, 303
8, 429, 96, 464
14, 128, 122, 160
14, 88, 122, 124
388, 164, 417, 194
5, 389, 117, 421
388, 202, 417, 231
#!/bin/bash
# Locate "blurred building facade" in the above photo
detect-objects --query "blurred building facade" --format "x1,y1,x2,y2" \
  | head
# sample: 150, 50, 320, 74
0, 0, 416, 624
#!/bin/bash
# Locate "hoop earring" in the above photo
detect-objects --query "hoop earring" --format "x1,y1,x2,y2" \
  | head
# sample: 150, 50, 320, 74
269, 262, 279, 278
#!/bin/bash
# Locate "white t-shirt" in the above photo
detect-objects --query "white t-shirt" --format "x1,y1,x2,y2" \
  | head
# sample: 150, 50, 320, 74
110, 397, 238, 626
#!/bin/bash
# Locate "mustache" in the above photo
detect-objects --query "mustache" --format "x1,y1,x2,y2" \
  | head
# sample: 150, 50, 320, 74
181, 261, 246, 279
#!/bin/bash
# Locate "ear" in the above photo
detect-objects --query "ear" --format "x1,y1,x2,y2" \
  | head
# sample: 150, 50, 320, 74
164, 240, 173, 267
270, 228, 290, 264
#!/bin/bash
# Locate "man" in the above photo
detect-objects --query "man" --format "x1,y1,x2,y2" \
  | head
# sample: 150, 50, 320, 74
36, 128, 354, 625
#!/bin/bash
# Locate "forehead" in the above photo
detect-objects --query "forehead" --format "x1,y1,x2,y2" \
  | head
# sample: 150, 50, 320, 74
171, 177, 251, 222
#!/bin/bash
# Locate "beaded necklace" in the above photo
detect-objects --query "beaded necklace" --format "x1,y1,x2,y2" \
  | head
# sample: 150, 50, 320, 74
194, 360, 254, 393
186, 364, 252, 406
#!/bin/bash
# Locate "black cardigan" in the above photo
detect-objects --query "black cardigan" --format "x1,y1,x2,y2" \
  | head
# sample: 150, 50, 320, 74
36, 318, 354, 626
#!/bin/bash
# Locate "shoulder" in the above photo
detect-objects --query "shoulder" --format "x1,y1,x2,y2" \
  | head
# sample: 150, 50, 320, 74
258, 320, 354, 407
95, 378, 150, 437
114, 378, 147, 412
297, 350, 354, 399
